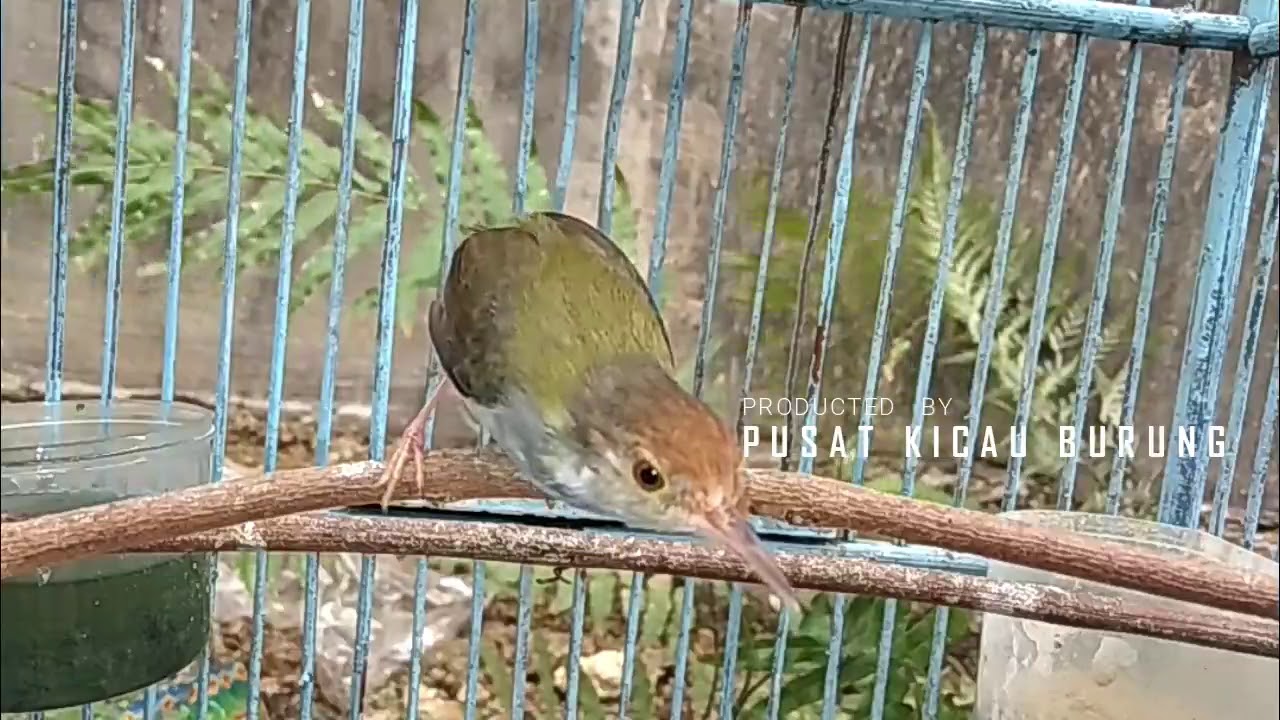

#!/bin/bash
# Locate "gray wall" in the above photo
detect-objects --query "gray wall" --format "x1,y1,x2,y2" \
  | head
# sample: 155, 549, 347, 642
2, 0, 1276, 509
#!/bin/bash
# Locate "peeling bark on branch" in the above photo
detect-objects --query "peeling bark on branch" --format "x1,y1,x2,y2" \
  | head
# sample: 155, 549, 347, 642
1, 449, 1276, 627
136, 513, 1277, 659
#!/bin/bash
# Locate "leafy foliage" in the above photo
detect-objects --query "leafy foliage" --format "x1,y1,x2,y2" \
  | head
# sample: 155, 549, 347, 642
1, 60, 640, 337
726, 115, 1131, 485
736, 596, 972, 720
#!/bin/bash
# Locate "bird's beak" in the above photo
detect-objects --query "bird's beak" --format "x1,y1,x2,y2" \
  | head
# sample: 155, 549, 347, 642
697, 508, 802, 615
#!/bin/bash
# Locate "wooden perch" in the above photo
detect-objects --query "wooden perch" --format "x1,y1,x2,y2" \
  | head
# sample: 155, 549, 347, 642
2, 450, 1277, 624
138, 513, 1278, 659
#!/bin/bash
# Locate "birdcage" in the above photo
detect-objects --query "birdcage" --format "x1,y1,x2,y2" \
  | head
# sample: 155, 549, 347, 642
1, 0, 1277, 719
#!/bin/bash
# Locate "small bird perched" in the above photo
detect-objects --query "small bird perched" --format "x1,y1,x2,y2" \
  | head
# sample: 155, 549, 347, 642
379, 211, 799, 612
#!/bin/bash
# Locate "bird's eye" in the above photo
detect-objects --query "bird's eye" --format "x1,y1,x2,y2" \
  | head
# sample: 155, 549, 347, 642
632, 461, 665, 492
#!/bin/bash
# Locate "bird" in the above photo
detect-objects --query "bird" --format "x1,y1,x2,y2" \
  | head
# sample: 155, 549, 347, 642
378, 210, 800, 612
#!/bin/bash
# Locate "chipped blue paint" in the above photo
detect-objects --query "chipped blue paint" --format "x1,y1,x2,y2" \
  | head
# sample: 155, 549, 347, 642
737, 6, 805, 434
1210, 153, 1277, 537
1161, 0, 1276, 528
1250, 20, 1278, 56
1242, 346, 1278, 551
919, 28, 1043, 720
756, 0, 1254, 51
1105, 48, 1192, 516
668, 4, 754, 715
1003, 35, 1091, 511
815, 13, 882, 720
907, 25, 987, 720
1058, 20, 1146, 509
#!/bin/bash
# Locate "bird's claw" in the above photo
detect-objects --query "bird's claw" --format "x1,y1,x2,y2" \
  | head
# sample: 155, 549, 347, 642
379, 429, 426, 512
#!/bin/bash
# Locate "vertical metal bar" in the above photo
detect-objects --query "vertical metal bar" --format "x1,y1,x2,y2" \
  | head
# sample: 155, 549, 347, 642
441, 0, 479, 265
596, 0, 641, 234
1002, 34, 1090, 510
804, 15, 922, 720
565, 1, 620, 716
618, 574, 646, 718
511, 0, 539, 218
99, 0, 138, 400
562, 570, 590, 720
1243, 342, 1278, 550
735, 6, 804, 434
1210, 153, 1277, 535
300, 0, 365, 715
811, 14, 879, 720
601, 1, 655, 712
550, 2, 586, 712
846, 4, 907, 491
160, 0, 196, 405
45, 0, 79, 402
778, 14, 856, 475
436, 8, 483, 720
105, 0, 143, 709
951, 29, 1041, 523
508, 3, 541, 715
404, 559, 431, 720
716, 586, 746, 720
1105, 48, 1192, 515
245, 2, 312, 717
763, 610, 792, 720
348, 0, 418, 715
462, 563, 487, 720
646, 0, 694, 295
1058, 31, 1145, 509
667, 579, 697, 720
195, 1, 253, 715
552, 0, 587, 214
690, 0, 751, 397
920, 28, 1042, 720
906, 27, 986, 720
1160, 0, 1277, 527
732, 12, 804, 717
669, 5, 754, 715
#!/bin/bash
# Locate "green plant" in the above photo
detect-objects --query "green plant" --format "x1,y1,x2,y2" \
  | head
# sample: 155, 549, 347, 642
1, 60, 640, 337
726, 115, 1131, 488
734, 595, 973, 720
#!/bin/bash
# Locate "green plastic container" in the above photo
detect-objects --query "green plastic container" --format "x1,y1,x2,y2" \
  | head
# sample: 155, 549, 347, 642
1, 399, 216, 713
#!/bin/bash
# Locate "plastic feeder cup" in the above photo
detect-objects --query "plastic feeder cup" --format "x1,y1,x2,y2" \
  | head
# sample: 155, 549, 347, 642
0, 400, 216, 713
974, 510, 1279, 720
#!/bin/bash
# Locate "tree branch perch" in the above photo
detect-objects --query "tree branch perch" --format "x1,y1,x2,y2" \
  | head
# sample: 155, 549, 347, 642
1, 449, 1276, 625
136, 512, 1278, 659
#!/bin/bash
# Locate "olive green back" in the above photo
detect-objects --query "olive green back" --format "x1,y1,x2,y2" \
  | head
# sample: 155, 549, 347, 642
429, 212, 673, 421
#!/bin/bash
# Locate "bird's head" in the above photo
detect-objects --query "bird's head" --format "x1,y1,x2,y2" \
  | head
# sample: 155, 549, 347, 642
565, 356, 800, 613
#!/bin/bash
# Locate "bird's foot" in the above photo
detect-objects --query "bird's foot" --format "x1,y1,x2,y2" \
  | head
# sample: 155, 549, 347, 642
379, 431, 426, 512
379, 388, 441, 511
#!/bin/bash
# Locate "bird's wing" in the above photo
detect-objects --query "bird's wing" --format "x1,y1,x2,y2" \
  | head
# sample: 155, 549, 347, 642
428, 212, 673, 417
